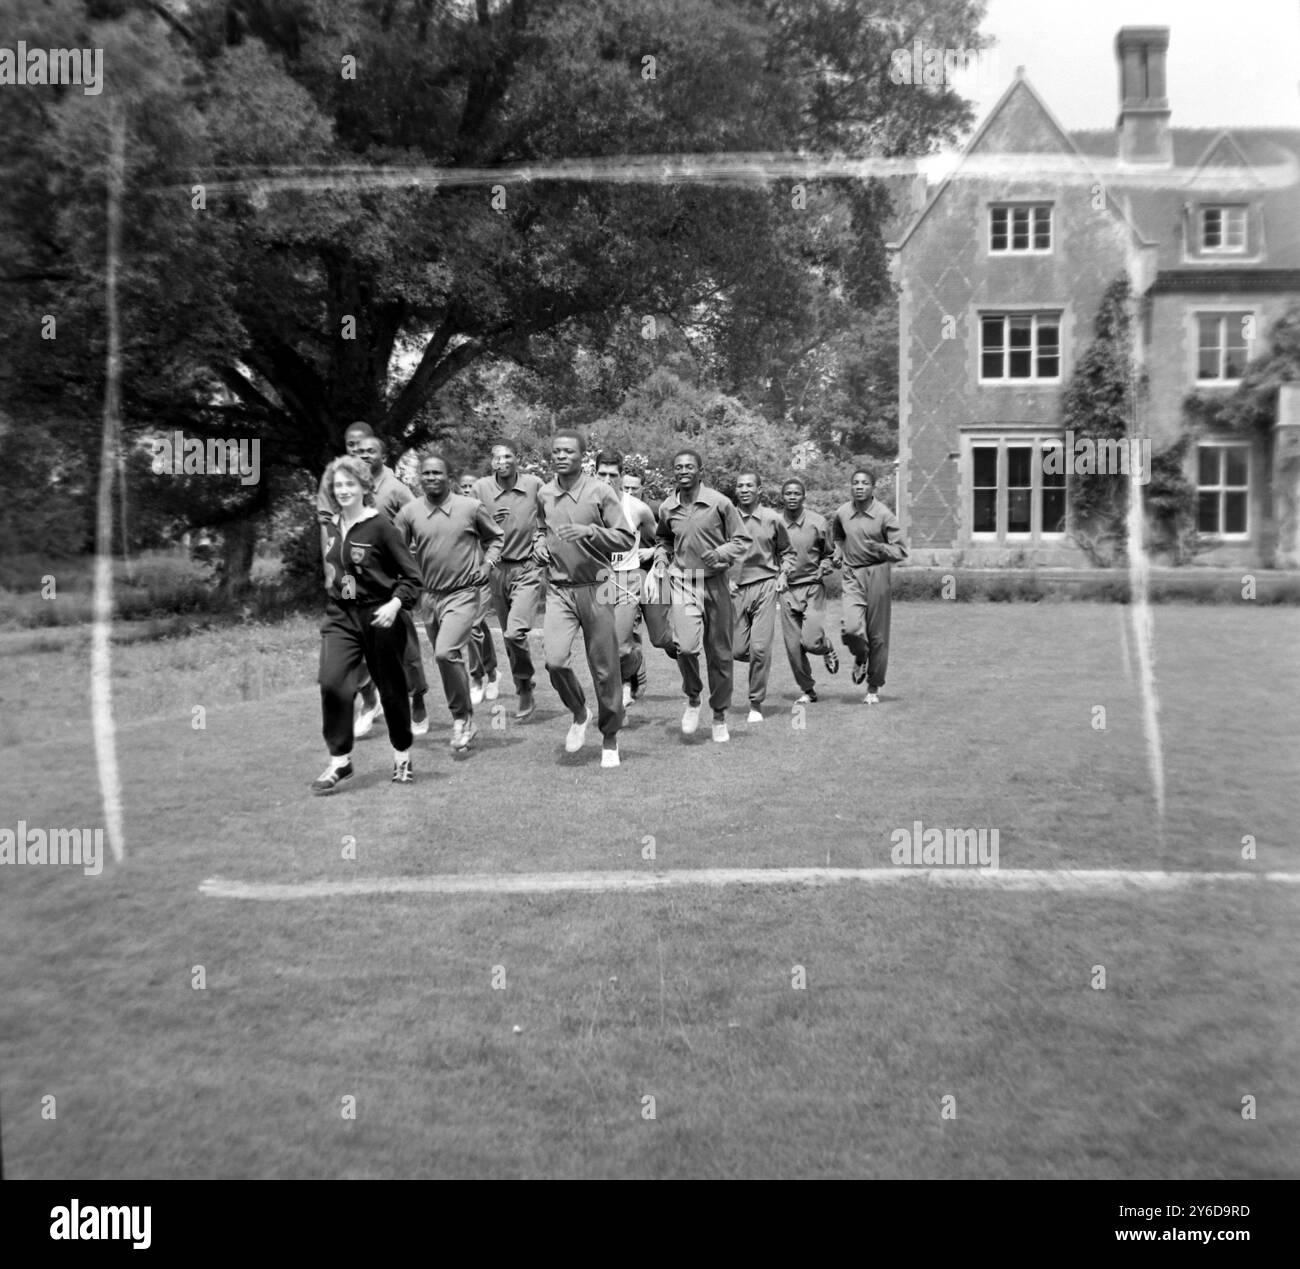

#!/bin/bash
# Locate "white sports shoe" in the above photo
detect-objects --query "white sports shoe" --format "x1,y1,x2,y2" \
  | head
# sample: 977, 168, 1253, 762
484, 671, 500, 701
565, 710, 591, 753
747, 708, 763, 723
354, 691, 380, 737
470, 678, 485, 706
864, 692, 880, 705
795, 692, 814, 705
681, 703, 701, 735
450, 718, 478, 751
410, 695, 429, 737
712, 721, 730, 743
622, 682, 634, 709
601, 745, 620, 769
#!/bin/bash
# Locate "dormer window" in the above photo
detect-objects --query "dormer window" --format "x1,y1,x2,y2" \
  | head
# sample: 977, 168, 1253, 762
990, 205, 1052, 253
1200, 206, 1247, 254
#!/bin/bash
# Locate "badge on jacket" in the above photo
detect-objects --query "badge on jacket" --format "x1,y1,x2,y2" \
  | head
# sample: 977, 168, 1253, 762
349, 544, 368, 565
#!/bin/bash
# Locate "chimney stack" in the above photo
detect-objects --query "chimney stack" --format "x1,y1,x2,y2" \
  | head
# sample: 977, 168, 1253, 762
1116, 26, 1172, 165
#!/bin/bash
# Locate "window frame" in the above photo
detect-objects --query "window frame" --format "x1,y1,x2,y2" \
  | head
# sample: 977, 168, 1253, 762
978, 312, 1063, 384
1192, 309, 1254, 387
988, 203, 1054, 256
1195, 440, 1251, 540
1199, 205, 1248, 256
965, 433, 1069, 543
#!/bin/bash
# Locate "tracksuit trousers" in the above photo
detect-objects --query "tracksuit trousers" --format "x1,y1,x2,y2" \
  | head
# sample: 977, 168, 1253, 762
841, 563, 893, 691
732, 576, 779, 708
424, 586, 483, 722
319, 599, 413, 756
668, 570, 735, 715
780, 579, 832, 694
543, 582, 624, 740
488, 559, 542, 692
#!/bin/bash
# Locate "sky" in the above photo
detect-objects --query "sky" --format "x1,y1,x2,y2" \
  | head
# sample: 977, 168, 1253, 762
948, 0, 1300, 131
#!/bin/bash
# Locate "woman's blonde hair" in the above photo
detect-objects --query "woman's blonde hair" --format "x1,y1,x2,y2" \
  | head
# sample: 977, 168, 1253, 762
322, 456, 377, 514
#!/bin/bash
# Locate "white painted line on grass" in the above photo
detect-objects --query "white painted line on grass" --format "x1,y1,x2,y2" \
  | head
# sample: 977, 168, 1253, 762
200, 868, 1300, 901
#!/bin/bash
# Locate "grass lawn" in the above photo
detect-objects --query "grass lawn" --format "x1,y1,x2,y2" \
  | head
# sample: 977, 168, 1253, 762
1, 601, 1298, 1177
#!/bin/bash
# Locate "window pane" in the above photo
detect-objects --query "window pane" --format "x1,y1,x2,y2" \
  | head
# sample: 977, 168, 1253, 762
990, 208, 1007, 250
981, 318, 1003, 377
1197, 446, 1220, 486
1225, 209, 1245, 249
1224, 491, 1247, 534
1007, 447, 1032, 487
1197, 491, 1220, 533
1041, 488, 1066, 533
1007, 489, 1031, 533
1224, 447, 1248, 487
1198, 314, 1220, 348
1037, 322, 1059, 377
1033, 206, 1051, 248
1009, 319, 1032, 376
1202, 208, 1222, 248
972, 447, 998, 486
1197, 348, 1220, 379
973, 488, 997, 532
1224, 319, 1247, 378
1011, 207, 1029, 249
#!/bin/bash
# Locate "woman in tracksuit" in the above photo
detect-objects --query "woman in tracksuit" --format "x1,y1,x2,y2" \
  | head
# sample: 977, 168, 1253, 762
315, 456, 424, 792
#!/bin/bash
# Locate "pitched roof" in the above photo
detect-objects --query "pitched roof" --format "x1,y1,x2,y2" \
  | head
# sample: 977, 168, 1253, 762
888, 71, 1149, 253
1068, 128, 1300, 271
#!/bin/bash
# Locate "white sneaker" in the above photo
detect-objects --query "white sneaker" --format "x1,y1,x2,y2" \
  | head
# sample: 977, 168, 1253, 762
410, 695, 429, 737
747, 708, 763, 723
354, 701, 379, 737
484, 671, 500, 702
795, 692, 813, 705
864, 692, 880, 705
681, 703, 701, 735
470, 678, 485, 706
450, 718, 478, 751
622, 682, 633, 709
601, 745, 620, 769
712, 721, 730, 743
565, 710, 591, 753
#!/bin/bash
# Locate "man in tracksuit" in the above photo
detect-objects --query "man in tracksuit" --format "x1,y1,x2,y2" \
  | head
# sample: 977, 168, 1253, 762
471, 440, 545, 720
832, 467, 908, 704
620, 466, 679, 677
653, 450, 752, 743
456, 470, 503, 699
533, 431, 635, 768
595, 449, 659, 709
778, 477, 839, 705
394, 454, 504, 752
355, 434, 431, 735
315, 456, 423, 792
728, 473, 795, 723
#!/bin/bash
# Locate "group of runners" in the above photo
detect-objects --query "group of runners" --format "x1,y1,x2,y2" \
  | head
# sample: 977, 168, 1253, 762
312, 423, 906, 791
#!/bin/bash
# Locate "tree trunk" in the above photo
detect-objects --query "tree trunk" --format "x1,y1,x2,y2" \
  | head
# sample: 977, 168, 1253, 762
216, 515, 260, 598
